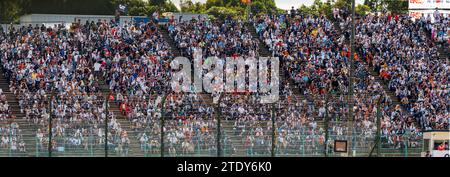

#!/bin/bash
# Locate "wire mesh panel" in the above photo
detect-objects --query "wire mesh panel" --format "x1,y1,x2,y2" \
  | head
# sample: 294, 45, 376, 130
321, 92, 377, 157
116, 95, 162, 157
47, 94, 107, 157
0, 121, 28, 156
0, 14, 438, 158
0, 89, 28, 156
163, 93, 217, 157
26, 93, 51, 157
0, 80, 27, 156
275, 95, 325, 157
220, 94, 272, 157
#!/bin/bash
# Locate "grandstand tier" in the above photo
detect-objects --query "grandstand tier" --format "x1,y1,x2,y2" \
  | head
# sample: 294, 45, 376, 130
0, 10, 448, 157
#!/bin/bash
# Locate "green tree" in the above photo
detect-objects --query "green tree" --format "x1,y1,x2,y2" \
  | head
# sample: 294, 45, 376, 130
182, 1, 207, 14
205, 0, 224, 10
249, 0, 277, 16
0, 0, 31, 23
148, 0, 166, 6
364, 0, 379, 12
250, 1, 265, 15
112, 0, 179, 15
317, 0, 333, 18
126, 0, 150, 16
205, 6, 242, 20
364, 0, 408, 14
333, 0, 352, 11
382, 0, 408, 14
356, 4, 371, 16
225, 0, 245, 8
191, 0, 278, 20
162, 1, 179, 12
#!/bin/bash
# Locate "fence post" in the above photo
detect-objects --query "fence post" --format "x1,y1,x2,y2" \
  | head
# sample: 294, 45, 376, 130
9, 126, 12, 156
160, 94, 168, 157
271, 104, 275, 157
348, 0, 356, 157
48, 94, 53, 157
36, 137, 38, 157
105, 97, 109, 157
324, 94, 329, 157
404, 140, 408, 157
376, 96, 382, 157
216, 94, 222, 157
301, 127, 305, 156
404, 131, 410, 157
90, 129, 93, 157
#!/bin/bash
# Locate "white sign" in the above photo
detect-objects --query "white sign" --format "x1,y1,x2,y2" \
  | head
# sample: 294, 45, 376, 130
409, 0, 450, 10
409, 9, 450, 22
432, 150, 450, 157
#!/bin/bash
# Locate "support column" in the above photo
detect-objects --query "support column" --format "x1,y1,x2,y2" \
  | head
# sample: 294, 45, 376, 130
160, 94, 168, 157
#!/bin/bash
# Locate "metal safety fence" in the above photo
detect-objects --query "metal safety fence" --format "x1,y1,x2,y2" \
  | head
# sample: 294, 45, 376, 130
0, 92, 424, 157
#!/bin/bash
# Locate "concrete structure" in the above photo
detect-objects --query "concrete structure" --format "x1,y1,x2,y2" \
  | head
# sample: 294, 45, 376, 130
19, 14, 148, 26
162, 12, 209, 22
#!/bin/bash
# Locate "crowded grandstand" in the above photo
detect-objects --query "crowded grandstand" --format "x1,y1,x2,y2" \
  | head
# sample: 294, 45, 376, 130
0, 0, 448, 157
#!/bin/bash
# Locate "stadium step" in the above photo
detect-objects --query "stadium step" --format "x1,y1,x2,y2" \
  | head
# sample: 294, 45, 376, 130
199, 93, 214, 105
437, 45, 449, 60
358, 62, 421, 130
332, 19, 422, 132
420, 26, 449, 61
245, 22, 301, 96
159, 25, 181, 57
221, 120, 251, 157
329, 21, 425, 150
0, 67, 38, 157
159, 24, 199, 84
245, 23, 272, 57
99, 89, 144, 156
114, 118, 145, 157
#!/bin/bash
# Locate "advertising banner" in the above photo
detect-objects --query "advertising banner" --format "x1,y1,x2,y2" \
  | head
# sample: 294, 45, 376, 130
432, 150, 450, 157
409, 0, 450, 10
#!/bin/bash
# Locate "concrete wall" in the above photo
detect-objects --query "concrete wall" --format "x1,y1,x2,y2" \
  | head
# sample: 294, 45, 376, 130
0, 24, 25, 33
1, 13, 210, 32
19, 14, 147, 26
167, 13, 209, 22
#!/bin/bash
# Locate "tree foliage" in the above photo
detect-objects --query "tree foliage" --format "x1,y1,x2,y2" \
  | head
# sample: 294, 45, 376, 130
297, 0, 409, 17
0, 0, 181, 23
0, 0, 411, 23
112, 0, 179, 15
296, 0, 333, 17
181, 0, 207, 14
363, 0, 409, 14
182, 0, 278, 20
382, 0, 409, 14
205, 6, 243, 20
356, 4, 371, 16
0, 0, 31, 23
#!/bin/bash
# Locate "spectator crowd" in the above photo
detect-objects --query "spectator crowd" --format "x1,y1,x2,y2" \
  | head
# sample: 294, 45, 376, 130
0, 9, 448, 156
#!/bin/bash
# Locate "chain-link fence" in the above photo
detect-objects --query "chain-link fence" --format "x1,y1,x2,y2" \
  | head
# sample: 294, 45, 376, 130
0, 91, 425, 157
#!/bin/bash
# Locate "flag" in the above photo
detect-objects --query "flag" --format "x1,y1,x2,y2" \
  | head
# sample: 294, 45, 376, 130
119, 4, 127, 13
